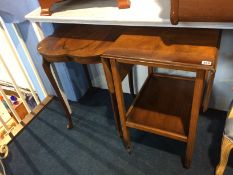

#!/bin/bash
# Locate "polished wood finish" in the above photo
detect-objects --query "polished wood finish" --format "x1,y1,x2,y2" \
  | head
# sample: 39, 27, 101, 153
38, 24, 123, 63
38, 0, 64, 16
111, 59, 131, 150
38, 0, 130, 16
38, 24, 134, 132
105, 27, 221, 111
104, 27, 220, 72
127, 73, 194, 142
170, 0, 179, 25
104, 27, 220, 168
170, 0, 233, 25
101, 58, 122, 136
42, 59, 73, 129
184, 70, 205, 168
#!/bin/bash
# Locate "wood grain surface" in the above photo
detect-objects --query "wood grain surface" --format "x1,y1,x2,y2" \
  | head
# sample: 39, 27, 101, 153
170, 0, 233, 25
103, 27, 220, 72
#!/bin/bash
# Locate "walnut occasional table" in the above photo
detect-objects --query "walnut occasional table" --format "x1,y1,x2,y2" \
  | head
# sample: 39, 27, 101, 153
37, 24, 134, 135
102, 27, 221, 168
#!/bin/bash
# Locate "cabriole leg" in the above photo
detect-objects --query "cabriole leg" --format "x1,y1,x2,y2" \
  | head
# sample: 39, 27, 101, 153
42, 59, 73, 129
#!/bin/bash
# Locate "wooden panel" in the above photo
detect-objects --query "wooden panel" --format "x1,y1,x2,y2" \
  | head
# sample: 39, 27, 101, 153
171, 0, 233, 25
103, 27, 220, 72
126, 74, 195, 142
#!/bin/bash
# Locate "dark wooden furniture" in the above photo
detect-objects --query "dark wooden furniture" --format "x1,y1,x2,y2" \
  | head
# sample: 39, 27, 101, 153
170, 0, 233, 25
102, 27, 221, 168
38, 0, 131, 16
37, 24, 134, 135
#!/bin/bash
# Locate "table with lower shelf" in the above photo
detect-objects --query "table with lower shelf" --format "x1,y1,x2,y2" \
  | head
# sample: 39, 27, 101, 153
25, 0, 233, 169
102, 27, 221, 168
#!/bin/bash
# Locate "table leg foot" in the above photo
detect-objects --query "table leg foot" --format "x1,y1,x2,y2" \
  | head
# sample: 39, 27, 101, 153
67, 122, 73, 129
183, 157, 191, 169
122, 140, 132, 153
126, 146, 132, 154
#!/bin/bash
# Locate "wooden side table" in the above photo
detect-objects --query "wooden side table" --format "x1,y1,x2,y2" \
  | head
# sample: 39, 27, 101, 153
102, 27, 221, 168
37, 24, 134, 135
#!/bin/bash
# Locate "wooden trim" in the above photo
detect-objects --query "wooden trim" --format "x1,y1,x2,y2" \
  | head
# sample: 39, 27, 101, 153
126, 121, 188, 142
126, 73, 194, 142
102, 56, 216, 73
170, 0, 179, 25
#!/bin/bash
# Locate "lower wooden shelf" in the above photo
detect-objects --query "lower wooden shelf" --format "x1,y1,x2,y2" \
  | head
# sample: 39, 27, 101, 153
126, 73, 195, 142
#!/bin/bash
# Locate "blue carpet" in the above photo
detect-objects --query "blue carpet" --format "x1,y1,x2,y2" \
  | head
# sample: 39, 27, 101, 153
4, 89, 233, 175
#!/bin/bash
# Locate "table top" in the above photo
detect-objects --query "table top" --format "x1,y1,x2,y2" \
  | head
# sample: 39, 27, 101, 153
37, 24, 123, 64
103, 27, 220, 71
26, 0, 233, 29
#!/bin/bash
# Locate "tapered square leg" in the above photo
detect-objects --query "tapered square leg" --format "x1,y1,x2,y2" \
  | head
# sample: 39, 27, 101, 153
101, 58, 123, 137
110, 59, 131, 151
184, 70, 205, 168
